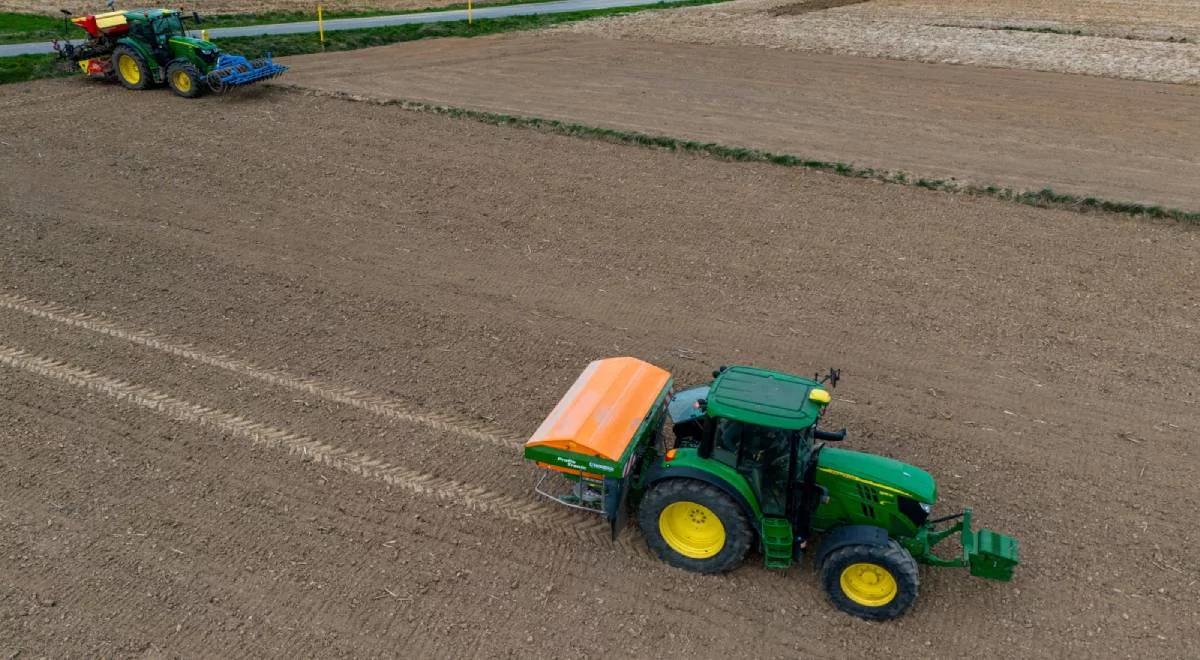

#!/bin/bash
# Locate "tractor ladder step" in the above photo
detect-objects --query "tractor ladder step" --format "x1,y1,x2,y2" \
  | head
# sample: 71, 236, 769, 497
761, 517, 793, 569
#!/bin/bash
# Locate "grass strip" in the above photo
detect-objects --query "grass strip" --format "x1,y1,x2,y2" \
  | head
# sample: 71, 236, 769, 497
0, 52, 71, 84
0, 1, 723, 84
0, 11, 60, 44
282, 86, 1200, 225
0, 2, 565, 44
197, 0, 567, 29
210, 1, 721, 58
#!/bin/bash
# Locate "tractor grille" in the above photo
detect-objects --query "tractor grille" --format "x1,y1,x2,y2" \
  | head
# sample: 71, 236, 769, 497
856, 483, 882, 503
857, 483, 881, 519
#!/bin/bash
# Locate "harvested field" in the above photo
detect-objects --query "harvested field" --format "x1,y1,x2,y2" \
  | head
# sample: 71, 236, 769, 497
280, 33, 1200, 209
846, 0, 1200, 39
2, 80, 1198, 657
562, 0, 1200, 83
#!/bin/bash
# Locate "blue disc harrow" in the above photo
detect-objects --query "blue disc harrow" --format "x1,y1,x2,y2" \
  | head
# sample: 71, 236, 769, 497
205, 53, 288, 93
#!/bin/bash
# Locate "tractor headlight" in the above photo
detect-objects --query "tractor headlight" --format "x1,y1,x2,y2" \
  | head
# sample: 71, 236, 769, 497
898, 496, 932, 526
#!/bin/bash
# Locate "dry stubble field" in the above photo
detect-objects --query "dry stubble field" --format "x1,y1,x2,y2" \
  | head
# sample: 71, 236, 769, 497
1, 80, 1198, 657
563, 0, 1200, 83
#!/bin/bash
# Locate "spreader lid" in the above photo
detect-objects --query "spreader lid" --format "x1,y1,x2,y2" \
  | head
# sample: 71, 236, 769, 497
526, 358, 671, 462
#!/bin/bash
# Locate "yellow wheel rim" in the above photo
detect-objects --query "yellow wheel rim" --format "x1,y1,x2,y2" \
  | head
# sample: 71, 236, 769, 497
117, 54, 141, 85
840, 562, 898, 607
172, 70, 193, 93
659, 501, 725, 559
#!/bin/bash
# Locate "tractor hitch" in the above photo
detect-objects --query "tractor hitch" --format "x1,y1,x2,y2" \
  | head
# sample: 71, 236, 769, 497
905, 507, 1019, 581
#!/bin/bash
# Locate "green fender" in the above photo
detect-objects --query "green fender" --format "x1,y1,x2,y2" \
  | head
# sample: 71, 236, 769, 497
640, 447, 763, 524
115, 37, 162, 78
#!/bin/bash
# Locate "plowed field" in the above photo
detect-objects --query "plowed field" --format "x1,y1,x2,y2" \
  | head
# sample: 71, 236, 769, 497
2, 80, 1197, 657
279, 33, 1200, 209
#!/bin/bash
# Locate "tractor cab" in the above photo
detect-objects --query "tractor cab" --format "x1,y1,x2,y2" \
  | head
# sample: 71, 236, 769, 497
124, 10, 188, 65
669, 366, 835, 522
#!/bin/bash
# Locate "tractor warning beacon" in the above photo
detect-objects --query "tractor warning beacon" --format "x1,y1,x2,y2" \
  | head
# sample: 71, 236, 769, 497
524, 357, 1019, 620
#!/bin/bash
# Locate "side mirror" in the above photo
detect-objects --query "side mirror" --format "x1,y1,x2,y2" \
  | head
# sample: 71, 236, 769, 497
60, 8, 72, 15
813, 427, 847, 442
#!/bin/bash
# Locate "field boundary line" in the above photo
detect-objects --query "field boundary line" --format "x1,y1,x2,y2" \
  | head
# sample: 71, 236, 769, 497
0, 342, 651, 554
0, 292, 525, 449
274, 84, 1200, 225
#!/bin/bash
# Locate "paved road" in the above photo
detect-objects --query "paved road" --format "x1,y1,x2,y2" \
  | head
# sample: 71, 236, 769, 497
0, 0, 682, 56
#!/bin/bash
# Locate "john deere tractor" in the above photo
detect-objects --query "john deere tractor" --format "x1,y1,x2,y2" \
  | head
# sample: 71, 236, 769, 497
54, 8, 286, 97
524, 358, 1019, 620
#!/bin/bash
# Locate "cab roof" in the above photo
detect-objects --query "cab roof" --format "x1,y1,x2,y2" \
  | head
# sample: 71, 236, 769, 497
706, 366, 828, 430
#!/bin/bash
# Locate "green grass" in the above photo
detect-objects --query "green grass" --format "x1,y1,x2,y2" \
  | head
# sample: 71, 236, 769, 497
0, 1, 569, 44
289, 88, 1200, 224
197, 0, 566, 29
1, 1, 720, 83
0, 53, 72, 85
210, 0, 722, 58
0, 11, 64, 44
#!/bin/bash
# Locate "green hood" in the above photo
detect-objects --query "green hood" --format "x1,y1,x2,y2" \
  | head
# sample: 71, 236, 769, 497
817, 447, 937, 504
170, 36, 217, 51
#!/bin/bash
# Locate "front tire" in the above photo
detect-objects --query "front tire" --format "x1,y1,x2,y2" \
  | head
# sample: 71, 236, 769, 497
167, 61, 203, 98
112, 46, 149, 91
820, 540, 920, 620
637, 479, 752, 574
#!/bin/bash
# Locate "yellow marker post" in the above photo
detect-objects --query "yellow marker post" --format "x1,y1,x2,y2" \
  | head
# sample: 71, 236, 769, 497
317, 5, 326, 45
468, 0, 473, 25
200, 29, 209, 41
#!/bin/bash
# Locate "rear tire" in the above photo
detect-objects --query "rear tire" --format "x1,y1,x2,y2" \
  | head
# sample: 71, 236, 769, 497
166, 61, 203, 98
637, 479, 752, 574
112, 46, 149, 91
820, 540, 920, 620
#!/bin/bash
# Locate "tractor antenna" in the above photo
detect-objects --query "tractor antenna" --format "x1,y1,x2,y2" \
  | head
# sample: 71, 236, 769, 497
59, 9, 71, 40
815, 368, 841, 388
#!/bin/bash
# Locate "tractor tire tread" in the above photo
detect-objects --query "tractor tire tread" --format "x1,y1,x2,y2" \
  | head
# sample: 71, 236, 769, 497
166, 61, 204, 98
112, 46, 150, 91
820, 539, 920, 621
637, 478, 753, 574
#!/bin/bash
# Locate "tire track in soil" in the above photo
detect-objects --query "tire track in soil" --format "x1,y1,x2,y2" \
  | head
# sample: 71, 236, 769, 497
0, 292, 525, 449
0, 290, 653, 550
0, 342, 651, 559
3, 381, 805, 657
2, 340, 835, 657
0, 267, 1073, 627
0, 292, 915, 616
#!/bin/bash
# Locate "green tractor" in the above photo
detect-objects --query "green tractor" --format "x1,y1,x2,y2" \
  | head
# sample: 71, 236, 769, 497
54, 8, 286, 97
524, 358, 1019, 620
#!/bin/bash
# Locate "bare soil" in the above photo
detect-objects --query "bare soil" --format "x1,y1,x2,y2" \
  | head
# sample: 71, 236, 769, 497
1, 79, 1198, 657
279, 33, 1200, 209
562, 0, 1200, 84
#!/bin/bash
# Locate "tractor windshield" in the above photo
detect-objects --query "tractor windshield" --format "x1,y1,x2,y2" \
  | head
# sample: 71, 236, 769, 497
152, 14, 186, 38
713, 420, 805, 516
